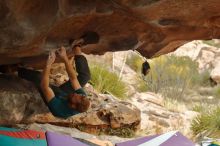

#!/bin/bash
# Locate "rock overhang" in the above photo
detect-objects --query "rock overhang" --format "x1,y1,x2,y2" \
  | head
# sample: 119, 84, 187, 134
0, 0, 220, 67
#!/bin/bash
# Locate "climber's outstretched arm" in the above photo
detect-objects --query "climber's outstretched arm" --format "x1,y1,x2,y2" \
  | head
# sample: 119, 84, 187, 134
40, 51, 55, 102
57, 46, 81, 90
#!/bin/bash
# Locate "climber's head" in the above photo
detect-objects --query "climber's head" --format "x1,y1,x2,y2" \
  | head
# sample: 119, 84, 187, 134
68, 93, 90, 112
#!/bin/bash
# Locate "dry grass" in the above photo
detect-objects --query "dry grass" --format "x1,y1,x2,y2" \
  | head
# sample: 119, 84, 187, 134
90, 64, 128, 99
164, 98, 187, 113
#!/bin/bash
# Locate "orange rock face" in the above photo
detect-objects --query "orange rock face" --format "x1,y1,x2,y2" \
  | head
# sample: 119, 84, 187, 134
0, 0, 220, 67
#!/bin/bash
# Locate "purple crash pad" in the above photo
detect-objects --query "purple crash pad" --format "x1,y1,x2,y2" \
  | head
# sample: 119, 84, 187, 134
46, 131, 88, 146
161, 132, 195, 146
116, 135, 158, 146
116, 132, 195, 146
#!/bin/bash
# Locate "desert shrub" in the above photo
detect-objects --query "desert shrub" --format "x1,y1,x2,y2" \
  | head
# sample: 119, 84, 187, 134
203, 40, 220, 48
192, 104, 203, 113
90, 64, 127, 99
143, 55, 199, 99
192, 70, 211, 87
191, 106, 220, 138
192, 102, 217, 113
126, 52, 212, 98
213, 85, 220, 99
126, 53, 143, 73
135, 76, 148, 92
164, 98, 187, 112
126, 53, 149, 92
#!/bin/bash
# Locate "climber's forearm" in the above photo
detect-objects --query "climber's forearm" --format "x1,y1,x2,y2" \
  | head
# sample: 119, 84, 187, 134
41, 65, 51, 88
64, 58, 77, 80
63, 57, 81, 90
40, 65, 55, 102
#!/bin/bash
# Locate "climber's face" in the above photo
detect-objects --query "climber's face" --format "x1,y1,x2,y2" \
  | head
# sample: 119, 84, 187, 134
68, 93, 90, 112
68, 93, 82, 109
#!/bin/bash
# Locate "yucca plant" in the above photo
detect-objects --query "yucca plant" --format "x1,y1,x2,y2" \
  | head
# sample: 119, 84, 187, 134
191, 107, 220, 138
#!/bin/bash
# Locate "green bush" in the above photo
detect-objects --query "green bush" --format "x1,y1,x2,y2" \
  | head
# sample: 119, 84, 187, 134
164, 98, 187, 112
192, 70, 211, 87
136, 79, 148, 92
90, 64, 127, 99
203, 40, 220, 48
133, 76, 148, 92
126, 53, 148, 92
192, 102, 216, 113
126, 53, 143, 73
143, 55, 199, 99
213, 85, 220, 99
126, 53, 212, 97
191, 106, 220, 138
192, 104, 203, 113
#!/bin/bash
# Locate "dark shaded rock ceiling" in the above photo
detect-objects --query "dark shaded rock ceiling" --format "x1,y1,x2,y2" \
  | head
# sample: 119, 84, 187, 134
0, 0, 220, 68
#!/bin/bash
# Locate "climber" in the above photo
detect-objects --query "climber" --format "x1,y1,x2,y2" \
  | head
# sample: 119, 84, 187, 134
17, 46, 91, 118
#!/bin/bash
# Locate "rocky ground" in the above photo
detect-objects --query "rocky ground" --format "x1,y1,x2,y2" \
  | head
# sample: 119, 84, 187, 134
128, 92, 198, 138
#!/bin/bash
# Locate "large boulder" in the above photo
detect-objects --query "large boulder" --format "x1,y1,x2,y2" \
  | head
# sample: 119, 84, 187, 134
0, 74, 141, 135
0, 74, 48, 124
0, 0, 220, 67
210, 63, 220, 84
173, 40, 220, 83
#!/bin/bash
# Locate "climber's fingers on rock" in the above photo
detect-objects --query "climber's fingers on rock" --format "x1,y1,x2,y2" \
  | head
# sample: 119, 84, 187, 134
50, 50, 56, 57
56, 46, 67, 58
49, 51, 56, 59
71, 39, 84, 48
47, 51, 56, 65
